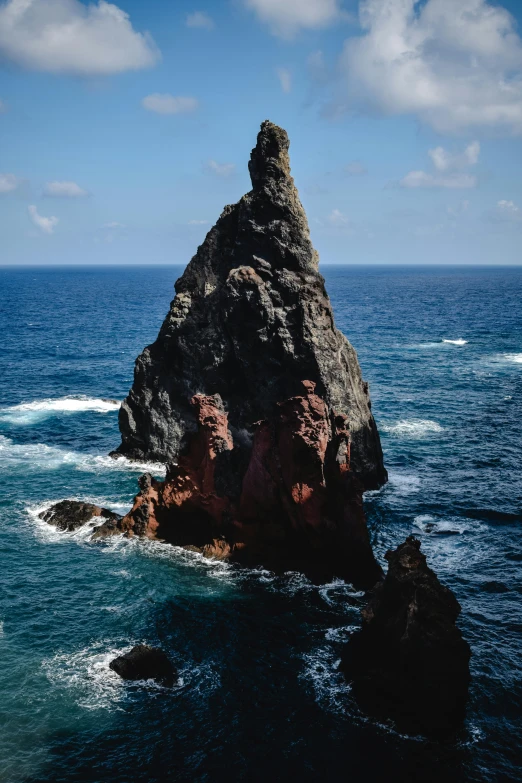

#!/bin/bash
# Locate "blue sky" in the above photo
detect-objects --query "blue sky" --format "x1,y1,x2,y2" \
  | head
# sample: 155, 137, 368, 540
1, 0, 522, 265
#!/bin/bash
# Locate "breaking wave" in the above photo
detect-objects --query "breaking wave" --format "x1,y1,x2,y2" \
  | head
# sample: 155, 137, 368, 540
380, 419, 444, 438
300, 646, 352, 715
0, 396, 120, 425
42, 641, 220, 712
442, 339, 468, 346
0, 435, 165, 476
25, 498, 133, 545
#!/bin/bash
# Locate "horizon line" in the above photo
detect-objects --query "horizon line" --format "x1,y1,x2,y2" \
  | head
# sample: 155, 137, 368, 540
1, 263, 521, 269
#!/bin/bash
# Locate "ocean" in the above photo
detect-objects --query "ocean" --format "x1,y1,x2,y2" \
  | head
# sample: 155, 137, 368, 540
0, 265, 521, 783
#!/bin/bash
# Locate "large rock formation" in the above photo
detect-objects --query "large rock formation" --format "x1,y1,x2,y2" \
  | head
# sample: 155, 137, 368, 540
115, 120, 385, 492
341, 537, 471, 738
108, 120, 387, 587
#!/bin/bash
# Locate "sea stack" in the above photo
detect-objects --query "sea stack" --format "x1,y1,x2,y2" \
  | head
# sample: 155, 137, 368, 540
112, 121, 387, 587
341, 537, 471, 738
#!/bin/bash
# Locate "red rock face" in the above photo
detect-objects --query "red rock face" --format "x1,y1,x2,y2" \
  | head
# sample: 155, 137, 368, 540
117, 382, 383, 588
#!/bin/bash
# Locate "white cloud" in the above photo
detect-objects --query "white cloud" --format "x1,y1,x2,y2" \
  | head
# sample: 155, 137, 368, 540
400, 141, 479, 188
0, 0, 160, 76
328, 208, 350, 226
495, 199, 522, 221
188, 219, 208, 225
0, 173, 20, 193
44, 180, 88, 198
28, 204, 58, 234
345, 161, 367, 176
428, 141, 480, 171
142, 94, 199, 115
498, 199, 519, 213
186, 11, 214, 30
400, 171, 477, 189
205, 160, 235, 177
277, 67, 292, 94
340, 0, 522, 134
245, 0, 345, 38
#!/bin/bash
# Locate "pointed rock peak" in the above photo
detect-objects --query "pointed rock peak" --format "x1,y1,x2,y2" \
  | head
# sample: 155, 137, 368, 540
248, 120, 291, 191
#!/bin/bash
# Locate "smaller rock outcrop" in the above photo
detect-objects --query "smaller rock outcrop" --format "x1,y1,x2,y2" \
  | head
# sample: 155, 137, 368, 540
341, 536, 471, 739
39, 500, 121, 533
109, 645, 176, 686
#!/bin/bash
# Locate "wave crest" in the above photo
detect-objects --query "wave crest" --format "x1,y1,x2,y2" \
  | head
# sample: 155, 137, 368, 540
0, 435, 166, 476
381, 419, 444, 438
0, 396, 120, 425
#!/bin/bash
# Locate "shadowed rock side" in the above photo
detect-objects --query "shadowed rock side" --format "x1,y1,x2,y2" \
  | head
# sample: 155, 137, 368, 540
341, 537, 471, 738
115, 120, 386, 492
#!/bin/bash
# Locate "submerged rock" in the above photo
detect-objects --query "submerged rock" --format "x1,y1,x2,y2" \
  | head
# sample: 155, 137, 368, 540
341, 536, 471, 738
39, 500, 121, 532
108, 121, 387, 587
109, 645, 176, 686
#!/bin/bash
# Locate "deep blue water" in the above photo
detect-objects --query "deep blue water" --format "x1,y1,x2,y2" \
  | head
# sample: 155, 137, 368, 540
0, 265, 521, 783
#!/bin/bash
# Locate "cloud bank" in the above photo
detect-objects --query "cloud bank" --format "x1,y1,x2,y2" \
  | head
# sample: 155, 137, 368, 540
0, 0, 160, 75
340, 0, 522, 134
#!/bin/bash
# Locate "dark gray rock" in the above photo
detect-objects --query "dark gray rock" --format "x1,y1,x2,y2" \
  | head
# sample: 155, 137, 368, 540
39, 500, 121, 533
341, 536, 471, 739
109, 645, 176, 685
115, 120, 386, 493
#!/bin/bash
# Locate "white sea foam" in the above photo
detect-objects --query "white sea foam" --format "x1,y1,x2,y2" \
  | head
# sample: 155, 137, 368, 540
301, 647, 352, 714
318, 578, 364, 606
413, 514, 436, 530
413, 514, 463, 535
0, 435, 165, 476
42, 641, 219, 711
324, 625, 359, 642
442, 338, 468, 346
414, 514, 486, 537
487, 352, 522, 368
26, 496, 131, 546
0, 396, 120, 425
387, 472, 421, 495
381, 419, 444, 438
42, 641, 132, 710
25, 500, 112, 545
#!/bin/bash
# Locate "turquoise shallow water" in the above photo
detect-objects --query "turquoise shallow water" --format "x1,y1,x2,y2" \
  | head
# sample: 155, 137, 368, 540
0, 265, 521, 782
